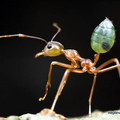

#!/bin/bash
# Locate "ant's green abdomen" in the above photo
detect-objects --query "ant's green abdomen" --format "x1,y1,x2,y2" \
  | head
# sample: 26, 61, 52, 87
91, 18, 115, 53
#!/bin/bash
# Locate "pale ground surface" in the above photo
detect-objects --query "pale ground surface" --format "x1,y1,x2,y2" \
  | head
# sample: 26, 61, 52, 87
0, 109, 120, 120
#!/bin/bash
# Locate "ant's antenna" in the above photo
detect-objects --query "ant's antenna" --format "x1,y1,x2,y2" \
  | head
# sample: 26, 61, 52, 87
0, 34, 48, 44
51, 23, 61, 41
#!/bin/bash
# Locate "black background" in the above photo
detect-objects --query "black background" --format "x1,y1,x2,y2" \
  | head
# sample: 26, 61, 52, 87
0, 0, 120, 117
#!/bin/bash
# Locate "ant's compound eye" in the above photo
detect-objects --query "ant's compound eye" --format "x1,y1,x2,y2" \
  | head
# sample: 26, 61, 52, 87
47, 44, 52, 49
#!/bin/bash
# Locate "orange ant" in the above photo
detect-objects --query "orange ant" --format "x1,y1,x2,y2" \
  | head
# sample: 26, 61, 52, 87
0, 19, 120, 116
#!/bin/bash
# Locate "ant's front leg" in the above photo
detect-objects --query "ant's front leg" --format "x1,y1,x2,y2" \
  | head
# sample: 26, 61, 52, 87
39, 61, 75, 101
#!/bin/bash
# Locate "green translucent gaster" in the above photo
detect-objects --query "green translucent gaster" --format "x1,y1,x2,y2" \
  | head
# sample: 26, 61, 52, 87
91, 18, 115, 53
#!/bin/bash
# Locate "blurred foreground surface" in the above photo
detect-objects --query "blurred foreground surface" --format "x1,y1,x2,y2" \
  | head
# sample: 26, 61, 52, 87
0, 109, 120, 120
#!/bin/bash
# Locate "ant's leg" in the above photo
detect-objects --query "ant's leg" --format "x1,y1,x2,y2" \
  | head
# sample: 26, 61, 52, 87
51, 69, 84, 111
88, 73, 97, 116
0, 34, 47, 43
50, 69, 72, 111
50, 68, 85, 111
39, 61, 75, 101
91, 59, 120, 116
96, 58, 120, 76
72, 69, 97, 116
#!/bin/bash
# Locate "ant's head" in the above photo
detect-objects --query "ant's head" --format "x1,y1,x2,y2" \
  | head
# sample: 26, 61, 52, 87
35, 23, 64, 58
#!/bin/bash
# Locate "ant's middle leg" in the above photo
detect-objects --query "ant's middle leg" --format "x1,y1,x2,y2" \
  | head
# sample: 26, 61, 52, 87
50, 68, 85, 111
50, 69, 72, 111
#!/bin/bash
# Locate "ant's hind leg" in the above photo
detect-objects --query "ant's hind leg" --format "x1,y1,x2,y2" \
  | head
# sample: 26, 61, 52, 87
96, 58, 120, 76
69, 68, 96, 116
88, 73, 97, 116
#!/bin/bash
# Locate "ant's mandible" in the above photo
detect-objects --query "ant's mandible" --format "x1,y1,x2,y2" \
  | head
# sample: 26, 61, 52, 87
0, 18, 120, 116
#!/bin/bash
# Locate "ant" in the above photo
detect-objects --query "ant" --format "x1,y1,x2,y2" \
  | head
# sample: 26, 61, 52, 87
0, 18, 120, 116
